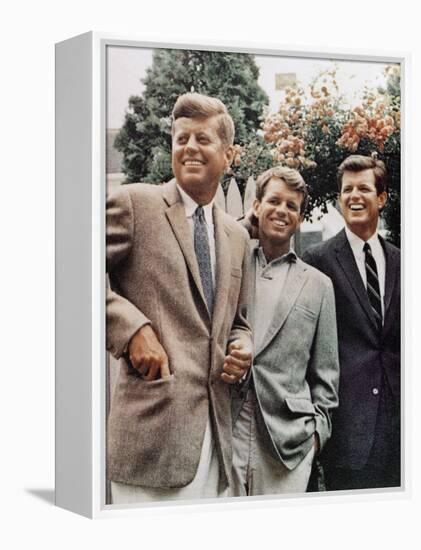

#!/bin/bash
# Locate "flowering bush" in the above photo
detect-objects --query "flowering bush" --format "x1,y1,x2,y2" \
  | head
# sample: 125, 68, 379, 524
258, 66, 401, 245
227, 139, 276, 193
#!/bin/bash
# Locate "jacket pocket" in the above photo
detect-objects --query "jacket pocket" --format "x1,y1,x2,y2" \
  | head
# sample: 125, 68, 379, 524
294, 304, 317, 321
122, 373, 175, 416
126, 371, 175, 388
135, 373, 175, 387
285, 396, 316, 415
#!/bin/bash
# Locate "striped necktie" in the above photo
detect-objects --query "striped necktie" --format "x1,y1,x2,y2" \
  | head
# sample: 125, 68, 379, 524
363, 242, 382, 331
193, 206, 214, 314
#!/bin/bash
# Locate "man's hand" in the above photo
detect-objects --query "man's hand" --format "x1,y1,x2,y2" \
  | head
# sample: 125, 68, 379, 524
221, 340, 252, 384
128, 324, 171, 381
243, 208, 259, 239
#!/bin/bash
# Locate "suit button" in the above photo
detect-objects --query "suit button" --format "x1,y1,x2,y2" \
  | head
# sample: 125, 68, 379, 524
372, 388, 379, 395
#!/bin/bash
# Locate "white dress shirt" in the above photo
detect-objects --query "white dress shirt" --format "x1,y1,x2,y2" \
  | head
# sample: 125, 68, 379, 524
344, 226, 386, 319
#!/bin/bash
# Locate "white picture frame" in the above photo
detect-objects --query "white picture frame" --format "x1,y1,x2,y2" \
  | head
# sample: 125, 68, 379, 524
55, 31, 408, 518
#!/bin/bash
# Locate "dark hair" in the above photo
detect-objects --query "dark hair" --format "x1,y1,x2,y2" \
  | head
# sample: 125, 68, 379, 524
337, 154, 388, 194
171, 92, 235, 146
255, 166, 308, 214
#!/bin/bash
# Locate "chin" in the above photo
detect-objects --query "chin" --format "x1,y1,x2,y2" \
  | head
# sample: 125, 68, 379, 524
346, 216, 367, 228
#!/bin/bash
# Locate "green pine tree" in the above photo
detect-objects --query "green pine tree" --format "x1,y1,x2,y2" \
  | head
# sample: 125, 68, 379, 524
114, 48, 269, 184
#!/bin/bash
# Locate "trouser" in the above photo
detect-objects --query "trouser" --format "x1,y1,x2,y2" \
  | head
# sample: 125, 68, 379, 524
231, 389, 315, 496
111, 415, 228, 504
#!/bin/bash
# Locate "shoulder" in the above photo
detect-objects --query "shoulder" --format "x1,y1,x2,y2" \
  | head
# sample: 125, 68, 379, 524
304, 231, 343, 258
108, 182, 160, 198
382, 237, 400, 260
298, 258, 334, 291
120, 182, 164, 201
107, 183, 167, 214
218, 208, 250, 243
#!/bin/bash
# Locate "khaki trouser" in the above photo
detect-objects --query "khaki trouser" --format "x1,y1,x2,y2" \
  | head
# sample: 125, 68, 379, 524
111, 415, 227, 504
232, 390, 315, 496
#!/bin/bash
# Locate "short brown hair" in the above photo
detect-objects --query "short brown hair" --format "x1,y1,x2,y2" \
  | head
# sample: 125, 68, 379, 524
255, 166, 308, 214
171, 92, 235, 146
337, 154, 388, 194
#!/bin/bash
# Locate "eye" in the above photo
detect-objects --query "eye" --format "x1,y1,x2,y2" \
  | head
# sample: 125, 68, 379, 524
288, 202, 299, 211
176, 135, 187, 144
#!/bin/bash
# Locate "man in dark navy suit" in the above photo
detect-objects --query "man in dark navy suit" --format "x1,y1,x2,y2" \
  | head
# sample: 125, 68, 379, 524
303, 154, 400, 491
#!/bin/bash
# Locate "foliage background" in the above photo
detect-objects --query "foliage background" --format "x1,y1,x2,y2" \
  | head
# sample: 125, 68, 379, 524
115, 51, 401, 246
114, 49, 269, 186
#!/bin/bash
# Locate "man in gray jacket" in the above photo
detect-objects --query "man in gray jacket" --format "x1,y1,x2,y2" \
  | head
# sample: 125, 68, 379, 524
232, 166, 339, 496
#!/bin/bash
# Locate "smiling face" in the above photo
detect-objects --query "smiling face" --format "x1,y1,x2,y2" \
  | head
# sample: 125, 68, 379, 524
339, 169, 387, 241
172, 116, 234, 205
253, 177, 304, 261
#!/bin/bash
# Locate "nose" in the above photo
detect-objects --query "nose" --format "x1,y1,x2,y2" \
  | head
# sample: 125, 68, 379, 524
185, 135, 199, 152
275, 202, 288, 215
350, 186, 361, 199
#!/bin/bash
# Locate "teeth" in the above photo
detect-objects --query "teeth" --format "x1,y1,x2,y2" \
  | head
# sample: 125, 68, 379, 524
273, 220, 287, 227
184, 160, 203, 166
350, 204, 364, 211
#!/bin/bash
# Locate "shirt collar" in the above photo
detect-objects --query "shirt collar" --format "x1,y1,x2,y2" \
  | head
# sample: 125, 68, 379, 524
344, 225, 381, 257
177, 184, 214, 226
255, 245, 297, 267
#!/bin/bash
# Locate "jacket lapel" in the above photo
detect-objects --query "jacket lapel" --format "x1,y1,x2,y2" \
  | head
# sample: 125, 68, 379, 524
211, 205, 232, 334
162, 180, 209, 314
254, 259, 307, 358
334, 229, 378, 331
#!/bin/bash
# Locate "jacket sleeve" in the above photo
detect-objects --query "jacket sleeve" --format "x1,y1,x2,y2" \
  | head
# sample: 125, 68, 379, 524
106, 187, 151, 359
227, 231, 253, 353
307, 277, 340, 451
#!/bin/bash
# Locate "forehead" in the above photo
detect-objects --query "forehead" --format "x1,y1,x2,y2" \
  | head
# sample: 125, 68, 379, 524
172, 115, 220, 137
341, 169, 376, 188
264, 177, 302, 202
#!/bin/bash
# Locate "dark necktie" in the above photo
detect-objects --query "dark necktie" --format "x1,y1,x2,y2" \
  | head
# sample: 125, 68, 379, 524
363, 242, 382, 330
193, 206, 214, 314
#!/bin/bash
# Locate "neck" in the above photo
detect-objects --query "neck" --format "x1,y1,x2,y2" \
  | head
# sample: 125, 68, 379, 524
261, 240, 290, 263
347, 224, 377, 242
177, 180, 219, 206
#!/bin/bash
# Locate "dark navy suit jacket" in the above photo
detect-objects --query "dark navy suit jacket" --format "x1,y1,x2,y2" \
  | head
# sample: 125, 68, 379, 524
302, 229, 400, 471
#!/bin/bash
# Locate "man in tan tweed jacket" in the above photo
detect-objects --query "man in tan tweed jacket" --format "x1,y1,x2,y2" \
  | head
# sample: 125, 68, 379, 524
106, 93, 252, 503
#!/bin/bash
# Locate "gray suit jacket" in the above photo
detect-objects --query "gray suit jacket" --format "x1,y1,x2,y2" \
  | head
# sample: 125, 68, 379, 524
106, 180, 252, 489
233, 245, 339, 470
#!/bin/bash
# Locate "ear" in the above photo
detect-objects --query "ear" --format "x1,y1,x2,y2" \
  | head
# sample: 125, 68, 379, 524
224, 145, 235, 170
378, 191, 387, 210
252, 198, 261, 219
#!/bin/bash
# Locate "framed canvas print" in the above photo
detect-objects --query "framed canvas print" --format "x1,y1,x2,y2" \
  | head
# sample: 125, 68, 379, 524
55, 32, 407, 518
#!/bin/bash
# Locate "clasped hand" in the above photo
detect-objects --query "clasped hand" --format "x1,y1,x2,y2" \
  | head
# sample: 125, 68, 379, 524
221, 340, 252, 384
